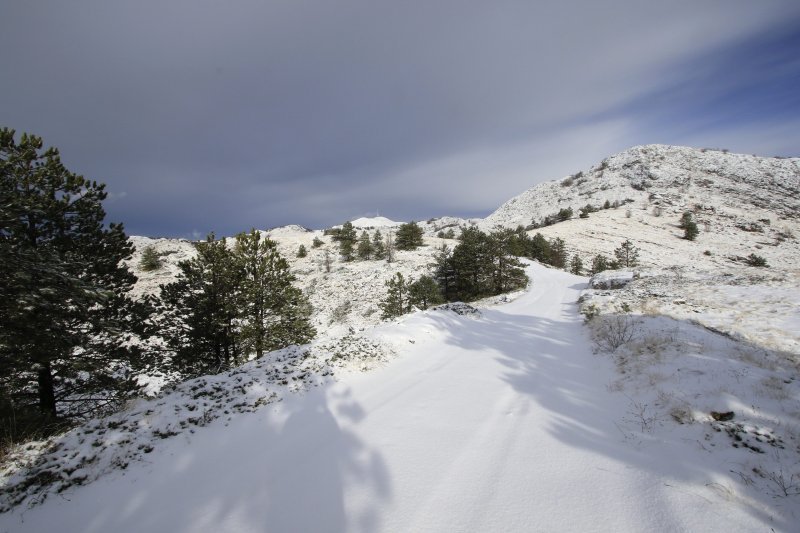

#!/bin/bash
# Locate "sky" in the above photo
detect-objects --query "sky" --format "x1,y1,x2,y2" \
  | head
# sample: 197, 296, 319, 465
2, 1, 799, 238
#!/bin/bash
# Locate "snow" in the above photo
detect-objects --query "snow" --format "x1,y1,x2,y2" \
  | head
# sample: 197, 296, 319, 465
340, 217, 400, 228
2, 263, 797, 532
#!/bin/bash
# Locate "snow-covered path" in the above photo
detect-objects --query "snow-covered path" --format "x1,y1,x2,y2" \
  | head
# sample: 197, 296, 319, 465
1, 264, 778, 532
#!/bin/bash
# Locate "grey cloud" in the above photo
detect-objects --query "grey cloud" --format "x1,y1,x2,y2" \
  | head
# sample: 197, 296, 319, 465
1, 1, 798, 236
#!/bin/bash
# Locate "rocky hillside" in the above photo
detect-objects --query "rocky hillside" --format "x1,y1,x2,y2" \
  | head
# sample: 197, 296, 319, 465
483, 144, 799, 229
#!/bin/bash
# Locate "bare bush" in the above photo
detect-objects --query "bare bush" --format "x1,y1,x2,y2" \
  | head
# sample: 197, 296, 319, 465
591, 314, 639, 352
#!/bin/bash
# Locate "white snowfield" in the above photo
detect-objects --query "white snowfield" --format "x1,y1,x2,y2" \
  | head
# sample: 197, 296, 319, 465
1, 263, 786, 533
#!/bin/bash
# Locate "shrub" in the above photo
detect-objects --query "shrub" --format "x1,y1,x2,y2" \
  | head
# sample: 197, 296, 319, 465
746, 254, 768, 267
684, 221, 699, 241
296, 245, 307, 258
591, 314, 639, 352
312, 237, 324, 248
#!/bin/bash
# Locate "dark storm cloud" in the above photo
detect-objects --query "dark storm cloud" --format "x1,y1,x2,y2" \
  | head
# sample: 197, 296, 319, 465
2, 1, 799, 236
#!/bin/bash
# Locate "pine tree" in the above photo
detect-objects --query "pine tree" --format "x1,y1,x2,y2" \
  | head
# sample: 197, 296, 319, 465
160, 233, 242, 376
433, 244, 456, 301
445, 228, 456, 239
679, 211, 693, 229
357, 230, 373, 260
296, 244, 307, 258
312, 237, 324, 248
139, 245, 162, 271
613, 239, 639, 268
591, 254, 610, 274
408, 275, 445, 310
234, 230, 314, 359
0, 128, 149, 420
372, 230, 386, 259
684, 221, 699, 241
380, 273, 410, 319
548, 237, 568, 269
487, 230, 527, 293
338, 221, 357, 261
528, 233, 551, 263
395, 221, 424, 250
570, 254, 583, 275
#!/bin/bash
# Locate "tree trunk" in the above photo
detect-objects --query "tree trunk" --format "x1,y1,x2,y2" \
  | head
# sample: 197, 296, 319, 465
37, 362, 57, 418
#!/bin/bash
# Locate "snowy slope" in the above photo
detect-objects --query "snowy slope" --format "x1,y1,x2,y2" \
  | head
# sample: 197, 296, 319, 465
3, 262, 796, 532
483, 144, 799, 230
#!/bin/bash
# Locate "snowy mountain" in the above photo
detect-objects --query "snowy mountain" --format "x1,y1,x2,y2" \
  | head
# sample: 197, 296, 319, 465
483, 144, 799, 230
3, 144, 799, 531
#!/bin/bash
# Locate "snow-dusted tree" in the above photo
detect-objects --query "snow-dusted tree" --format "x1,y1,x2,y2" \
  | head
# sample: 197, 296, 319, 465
234, 230, 315, 359
0, 128, 150, 420
312, 236, 324, 248
395, 221, 424, 250
613, 239, 639, 268
380, 273, 410, 319
357, 230, 373, 260
338, 221, 357, 261
372, 230, 386, 259
296, 244, 307, 258
408, 275, 445, 310
433, 244, 456, 301
160, 233, 242, 376
548, 237, 568, 269
139, 245, 162, 271
570, 254, 583, 275
591, 254, 610, 274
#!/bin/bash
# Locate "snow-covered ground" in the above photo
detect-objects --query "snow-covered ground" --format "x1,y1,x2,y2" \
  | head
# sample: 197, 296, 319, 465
2, 263, 798, 532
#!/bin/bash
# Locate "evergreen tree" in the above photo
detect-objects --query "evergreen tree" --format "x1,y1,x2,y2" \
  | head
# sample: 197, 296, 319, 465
684, 221, 699, 241
139, 245, 162, 271
408, 275, 444, 310
160, 233, 242, 377
234, 230, 314, 359
296, 244, 307, 258
528, 233, 551, 263
613, 239, 639, 268
450, 226, 487, 301
338, 221, 357, 261
443, 228, 526, 302
380, 273, 410, 319
444, 228, 456, 239
548, 237, 568, 269
570, 254, 583, 275
395, 221, 424, 250
312, 237, 324, 248
357, 230, 373, 260
0, 128, 149, 420
679, 211, 693, 229
591, 254, 610, 274
372, 230, 386, 259
433, 244, 456, 301
487, 230, 527, 293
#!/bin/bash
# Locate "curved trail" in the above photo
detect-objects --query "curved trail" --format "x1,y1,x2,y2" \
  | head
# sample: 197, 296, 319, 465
1, 264, 770, 532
